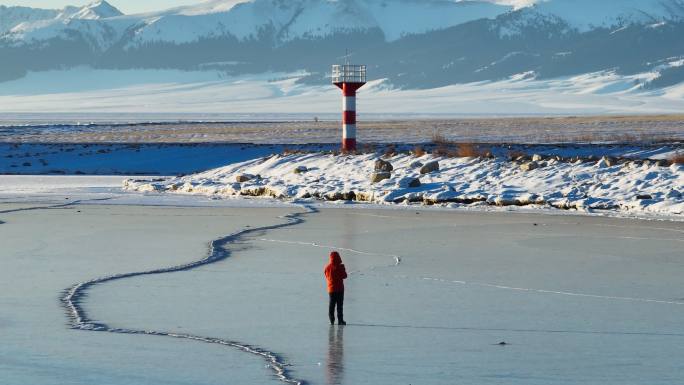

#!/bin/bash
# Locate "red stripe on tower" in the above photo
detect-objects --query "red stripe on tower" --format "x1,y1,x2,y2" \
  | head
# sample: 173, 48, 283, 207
333, 63, 366, 152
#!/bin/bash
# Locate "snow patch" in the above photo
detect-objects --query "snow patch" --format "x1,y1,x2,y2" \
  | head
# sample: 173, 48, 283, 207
124, 153, 684, 218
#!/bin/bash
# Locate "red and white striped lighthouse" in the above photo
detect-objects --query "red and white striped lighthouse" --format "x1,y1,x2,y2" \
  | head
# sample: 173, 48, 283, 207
332, 63, 366, 152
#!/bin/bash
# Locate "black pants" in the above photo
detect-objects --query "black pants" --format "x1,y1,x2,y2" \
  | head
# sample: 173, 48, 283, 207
329, 291, 344, 324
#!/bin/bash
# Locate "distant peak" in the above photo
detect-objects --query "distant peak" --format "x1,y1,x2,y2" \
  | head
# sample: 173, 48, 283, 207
70, 1, 124, 20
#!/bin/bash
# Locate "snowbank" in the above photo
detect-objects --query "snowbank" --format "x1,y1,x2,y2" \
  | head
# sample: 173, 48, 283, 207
124, 153, 684, 218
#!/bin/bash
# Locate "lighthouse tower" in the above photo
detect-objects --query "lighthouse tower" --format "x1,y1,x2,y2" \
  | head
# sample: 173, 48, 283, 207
332, 62, 366, 152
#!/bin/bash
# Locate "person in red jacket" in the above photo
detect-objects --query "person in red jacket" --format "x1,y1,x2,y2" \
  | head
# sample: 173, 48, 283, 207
324, 251, 348, 325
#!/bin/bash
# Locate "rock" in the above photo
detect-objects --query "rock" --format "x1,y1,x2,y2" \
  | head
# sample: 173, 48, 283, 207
666, 190, 681, 199
397, 177, 421, 188
655, 159, 668, 167
604, 156, 617, 167
420, 161, 439, 174
370, 171, 392, 183
596, 157, 615, 168
235, 174, 254, 183
324, 192, 344, 201
374, 159, 394, 172
293, 166, 308, 174
519, 161, 538, 172
636, 194, 653, 200
532, 154, 543, 162
342, 191, 357, 201
410, 161, 424, 169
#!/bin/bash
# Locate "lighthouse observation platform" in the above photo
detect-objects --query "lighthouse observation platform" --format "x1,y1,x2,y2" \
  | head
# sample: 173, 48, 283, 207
332, 64, 367, 85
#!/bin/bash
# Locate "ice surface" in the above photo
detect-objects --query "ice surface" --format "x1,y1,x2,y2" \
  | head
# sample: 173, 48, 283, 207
0, 204, 294, 385
2, 195, 684, 384
81, 207, 684, 384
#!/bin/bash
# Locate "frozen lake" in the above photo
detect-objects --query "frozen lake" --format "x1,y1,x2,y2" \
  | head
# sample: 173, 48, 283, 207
1, 200, 683, 384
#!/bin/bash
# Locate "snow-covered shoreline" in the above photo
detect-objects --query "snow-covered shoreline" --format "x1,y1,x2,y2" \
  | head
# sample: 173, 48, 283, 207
123, 152, 684, 218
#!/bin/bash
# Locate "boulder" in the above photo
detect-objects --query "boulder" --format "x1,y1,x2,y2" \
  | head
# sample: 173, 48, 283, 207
596, 156, 616, 168
519, 161, 538, 172
342, 191, 357, 201
636, 194, 653, 200
666, 189, 681, 199
410, 160, 424, 169
532, 154, 543, 162
324, 192, 344, 201
235, 174, 254, 183
420, 161, 439, 174
293, 166, 308, 174
370, 171, 392, 183
374, 159, 394, 172
397, 177, 421, 188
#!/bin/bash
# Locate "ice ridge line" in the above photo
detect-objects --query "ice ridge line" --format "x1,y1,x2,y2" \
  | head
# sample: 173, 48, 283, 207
0, 197, 113, 215
258, 238, 402, 266
61, 205, 317, 385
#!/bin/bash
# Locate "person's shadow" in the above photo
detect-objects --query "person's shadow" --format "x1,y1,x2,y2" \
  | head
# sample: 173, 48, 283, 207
326, 326, 345, 385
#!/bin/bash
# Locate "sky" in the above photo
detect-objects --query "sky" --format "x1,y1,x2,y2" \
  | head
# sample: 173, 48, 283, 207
0, 0, 537, 14
0, 0, 201, 14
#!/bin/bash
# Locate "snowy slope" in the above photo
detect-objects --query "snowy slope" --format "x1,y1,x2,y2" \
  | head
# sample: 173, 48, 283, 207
2, 67, 684, 115
0, 5, 60, 34
3, 1, 126, 49
124, 0, 511, 46
123, 152, 684, 218
68, 1, 123, 20
515, 0, 684, 32
2, 0, 684, 93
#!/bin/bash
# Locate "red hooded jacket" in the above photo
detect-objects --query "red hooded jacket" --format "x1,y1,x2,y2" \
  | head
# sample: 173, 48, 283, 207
324, 251, 347, 293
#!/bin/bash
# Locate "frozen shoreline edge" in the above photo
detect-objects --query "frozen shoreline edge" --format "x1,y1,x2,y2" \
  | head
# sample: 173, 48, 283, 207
122, 152, 684, 222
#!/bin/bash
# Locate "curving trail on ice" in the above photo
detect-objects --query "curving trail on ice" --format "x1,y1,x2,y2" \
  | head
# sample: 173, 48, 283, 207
61, 205, 317, 385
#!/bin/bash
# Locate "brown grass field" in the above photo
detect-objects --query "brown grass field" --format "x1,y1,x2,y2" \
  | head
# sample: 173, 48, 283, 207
1, 115, 683, 144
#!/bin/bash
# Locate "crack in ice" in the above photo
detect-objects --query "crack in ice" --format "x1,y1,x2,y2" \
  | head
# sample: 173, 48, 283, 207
417, 277, 684, 306
258, 238, 402, 266
61, 205, 317, 385
259, 236, 683, 306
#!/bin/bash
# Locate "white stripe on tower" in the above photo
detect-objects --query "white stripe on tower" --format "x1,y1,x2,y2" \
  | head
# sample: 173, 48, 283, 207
343, 96, 356, 112
342, 91, 357, 151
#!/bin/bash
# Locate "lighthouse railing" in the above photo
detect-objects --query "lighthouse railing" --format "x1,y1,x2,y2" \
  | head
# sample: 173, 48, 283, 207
332, 64, 366, 84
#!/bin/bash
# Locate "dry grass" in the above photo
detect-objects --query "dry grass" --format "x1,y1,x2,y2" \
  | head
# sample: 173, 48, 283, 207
412, 145, 426, 157
456, 143, 480, 158
382, 145, 397, 158
671, 153, 684, 164
508, 150, 527, 160
359, 143, 377, 154
282, 147, 311, 155
431, 131, 457, 146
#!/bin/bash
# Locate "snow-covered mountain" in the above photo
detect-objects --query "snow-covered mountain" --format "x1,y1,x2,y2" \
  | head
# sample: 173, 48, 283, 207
1, 0, 684, 93
2, 0, 511, 48
0, 5, 61, 34
0, 1, 123, 34
67, 1, 123, 20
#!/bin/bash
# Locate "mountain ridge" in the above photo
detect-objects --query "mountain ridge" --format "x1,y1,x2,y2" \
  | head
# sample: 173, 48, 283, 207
0, 0, 683, 92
